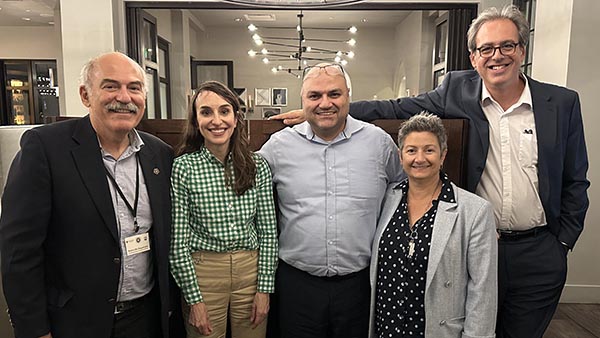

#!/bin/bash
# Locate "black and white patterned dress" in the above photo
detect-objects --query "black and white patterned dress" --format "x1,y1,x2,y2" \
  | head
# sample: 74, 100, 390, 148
375, 172, 455, 338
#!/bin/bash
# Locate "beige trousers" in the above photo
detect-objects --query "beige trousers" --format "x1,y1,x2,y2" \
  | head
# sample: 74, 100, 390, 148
183, 250, 267, 338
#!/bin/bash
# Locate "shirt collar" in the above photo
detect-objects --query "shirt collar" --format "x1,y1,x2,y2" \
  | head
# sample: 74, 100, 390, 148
199, 146, 233, 166
292, 114, 364, 144
481, 73, 532, 109
100, 129, 144, 159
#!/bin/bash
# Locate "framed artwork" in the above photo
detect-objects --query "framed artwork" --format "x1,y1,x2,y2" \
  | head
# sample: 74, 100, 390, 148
261, 107, 281, 119
271, 88, 287, 106
191, 60, 234, 89
233, 87, 248, 107
255, 88, 271, 106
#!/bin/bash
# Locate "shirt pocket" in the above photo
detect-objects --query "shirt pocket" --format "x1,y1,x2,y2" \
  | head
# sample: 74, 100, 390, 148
518, 133, 537, 168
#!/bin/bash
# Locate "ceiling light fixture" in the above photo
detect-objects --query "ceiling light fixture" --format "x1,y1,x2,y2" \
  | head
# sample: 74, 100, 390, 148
223, 0, 363, 9
246, 11, 357, 78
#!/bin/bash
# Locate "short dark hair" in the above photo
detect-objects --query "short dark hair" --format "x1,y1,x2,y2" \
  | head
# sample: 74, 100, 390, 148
398, 112, 448, 153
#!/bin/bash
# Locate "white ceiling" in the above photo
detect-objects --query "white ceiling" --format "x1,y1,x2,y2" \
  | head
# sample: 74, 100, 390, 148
0, 1, 411, 29
0, 0, 57, 26
189, 9, 411, 29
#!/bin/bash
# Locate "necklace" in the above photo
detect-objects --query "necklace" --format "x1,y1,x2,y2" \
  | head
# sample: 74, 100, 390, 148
407, 179, 441, 258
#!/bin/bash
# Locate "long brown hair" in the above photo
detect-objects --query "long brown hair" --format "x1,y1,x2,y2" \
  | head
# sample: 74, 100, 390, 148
176, 81, 256, 196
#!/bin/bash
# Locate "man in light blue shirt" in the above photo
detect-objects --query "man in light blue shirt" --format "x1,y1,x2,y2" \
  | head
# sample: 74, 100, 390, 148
259, 63, 402, 338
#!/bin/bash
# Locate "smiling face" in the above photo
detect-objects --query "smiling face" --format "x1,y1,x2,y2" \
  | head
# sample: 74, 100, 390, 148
195, 90, 237, 160
80, 53, 146, 139
470, 18, 525, 94
302, 70, 350, 141
400, 131, 447, 182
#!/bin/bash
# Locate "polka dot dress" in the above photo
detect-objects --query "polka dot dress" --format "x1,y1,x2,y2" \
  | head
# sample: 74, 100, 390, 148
375, 172, 455, 338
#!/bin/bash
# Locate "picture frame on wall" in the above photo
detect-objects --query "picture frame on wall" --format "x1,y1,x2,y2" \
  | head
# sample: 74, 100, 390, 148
255, 88, 271, 106
261, 107, 281, 119
271, 88, 287, 106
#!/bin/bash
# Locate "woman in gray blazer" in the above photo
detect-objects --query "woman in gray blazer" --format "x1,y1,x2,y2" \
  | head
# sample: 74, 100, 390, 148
369, 113, 497, 338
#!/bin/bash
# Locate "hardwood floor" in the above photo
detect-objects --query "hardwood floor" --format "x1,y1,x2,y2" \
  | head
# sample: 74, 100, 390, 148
544, 303, 600, 338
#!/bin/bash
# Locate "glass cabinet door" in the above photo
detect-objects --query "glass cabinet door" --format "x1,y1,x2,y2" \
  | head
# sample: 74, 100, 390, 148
4, 61, 33, 125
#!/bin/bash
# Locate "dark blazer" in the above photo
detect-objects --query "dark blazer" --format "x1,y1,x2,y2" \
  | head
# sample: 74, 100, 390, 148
0, 116, 174, 338
350, 70, 589, 248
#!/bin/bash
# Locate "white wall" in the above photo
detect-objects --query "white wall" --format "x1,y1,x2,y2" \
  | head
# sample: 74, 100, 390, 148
0, 26, 60, 59
533, 0, 600, 303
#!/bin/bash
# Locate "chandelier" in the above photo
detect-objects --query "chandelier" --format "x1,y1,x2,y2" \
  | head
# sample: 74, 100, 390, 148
247, 12, 357, 77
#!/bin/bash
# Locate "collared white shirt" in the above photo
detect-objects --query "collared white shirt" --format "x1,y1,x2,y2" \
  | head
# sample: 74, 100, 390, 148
475, 75, 546, 231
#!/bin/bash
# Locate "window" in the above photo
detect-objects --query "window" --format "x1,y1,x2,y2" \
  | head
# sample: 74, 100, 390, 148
158, 37, 172, 118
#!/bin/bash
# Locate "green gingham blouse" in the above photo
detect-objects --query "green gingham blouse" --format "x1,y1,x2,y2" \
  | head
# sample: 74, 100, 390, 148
169, 147, 278, 305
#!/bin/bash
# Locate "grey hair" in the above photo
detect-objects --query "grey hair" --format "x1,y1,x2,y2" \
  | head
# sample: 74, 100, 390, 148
467, 5, 529, 53
301, 63, 352, 99
398, 112, 448, 152
79, 51, 147, 93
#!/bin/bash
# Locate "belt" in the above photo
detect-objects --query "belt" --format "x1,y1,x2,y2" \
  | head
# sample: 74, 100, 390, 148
497, 226, 548, 241
114, 295, 145, 314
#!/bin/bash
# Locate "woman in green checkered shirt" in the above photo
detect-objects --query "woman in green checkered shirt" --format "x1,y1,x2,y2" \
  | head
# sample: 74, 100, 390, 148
170, 81, 278, 338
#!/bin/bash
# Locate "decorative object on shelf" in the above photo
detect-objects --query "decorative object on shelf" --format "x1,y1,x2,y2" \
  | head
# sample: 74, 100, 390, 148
255, 88, 271, 106
247, 11, 357, 77
271, 88, 288, 106
261, 107, 281, 119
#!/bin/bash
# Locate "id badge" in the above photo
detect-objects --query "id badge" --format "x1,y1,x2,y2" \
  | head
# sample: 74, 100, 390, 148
124, 232, 150, 256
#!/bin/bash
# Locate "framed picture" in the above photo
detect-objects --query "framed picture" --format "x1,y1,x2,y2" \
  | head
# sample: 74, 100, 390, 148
191, 60, 234, 89
255, 88, 271, 106
271, 88, 287, 106
233, 87, 248, 106
261, 107, 281, 119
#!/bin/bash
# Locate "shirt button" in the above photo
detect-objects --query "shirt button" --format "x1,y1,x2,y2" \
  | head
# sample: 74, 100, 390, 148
113, 257, 121, 264
439, 320, 446, 326
328, 215, 333, 220
328, 240, 334, 245
444, 280, 452, 288
328, 166, 333, 171
228, 203, 233, 209
108, 298, 116, 304
328, 191, 333, 195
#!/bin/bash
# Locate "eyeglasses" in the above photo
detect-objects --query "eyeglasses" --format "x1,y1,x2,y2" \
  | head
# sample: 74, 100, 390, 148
475, 42, 520, 58
302, 64, 345, 80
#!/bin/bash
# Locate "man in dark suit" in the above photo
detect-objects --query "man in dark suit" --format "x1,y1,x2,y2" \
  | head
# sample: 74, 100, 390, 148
274, 6, 589, 338
0, 52, 175, 338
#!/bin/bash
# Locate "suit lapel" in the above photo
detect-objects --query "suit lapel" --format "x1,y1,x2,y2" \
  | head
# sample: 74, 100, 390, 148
70, 116, 119, 242
137, 138, 166, 251
462, 75, 490, 191
425, 197, 458, 291
529, 77, 556, 206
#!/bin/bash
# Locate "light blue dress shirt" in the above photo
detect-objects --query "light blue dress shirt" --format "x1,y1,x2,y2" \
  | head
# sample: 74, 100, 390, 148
259, 116, 402, 277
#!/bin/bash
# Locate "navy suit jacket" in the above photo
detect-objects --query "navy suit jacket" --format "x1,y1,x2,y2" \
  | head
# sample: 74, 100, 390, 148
350, 70, 589, 249
0, 116, 174, 338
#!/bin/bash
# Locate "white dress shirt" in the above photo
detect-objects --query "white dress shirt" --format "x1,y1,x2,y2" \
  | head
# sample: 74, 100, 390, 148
475, 75, 547, 231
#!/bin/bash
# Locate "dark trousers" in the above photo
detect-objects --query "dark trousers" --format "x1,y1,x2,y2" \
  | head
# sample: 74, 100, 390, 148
276, 260, 370, 338
496, 228, 568, 338
111, 289, 162, 338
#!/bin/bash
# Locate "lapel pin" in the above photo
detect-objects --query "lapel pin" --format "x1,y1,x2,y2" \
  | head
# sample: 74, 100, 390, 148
153, 168, 160, 175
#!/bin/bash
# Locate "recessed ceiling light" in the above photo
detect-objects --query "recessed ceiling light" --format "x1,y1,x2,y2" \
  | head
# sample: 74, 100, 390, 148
361, 18, 368, 23
234, 17, 242, 22
22, 17, 31, 21
40, 13, 53, 17
48, 21, 54, 25
26, 9, 31, 13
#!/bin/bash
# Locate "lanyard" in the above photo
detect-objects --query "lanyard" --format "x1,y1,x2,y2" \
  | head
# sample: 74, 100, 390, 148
104, 154, 140, 233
